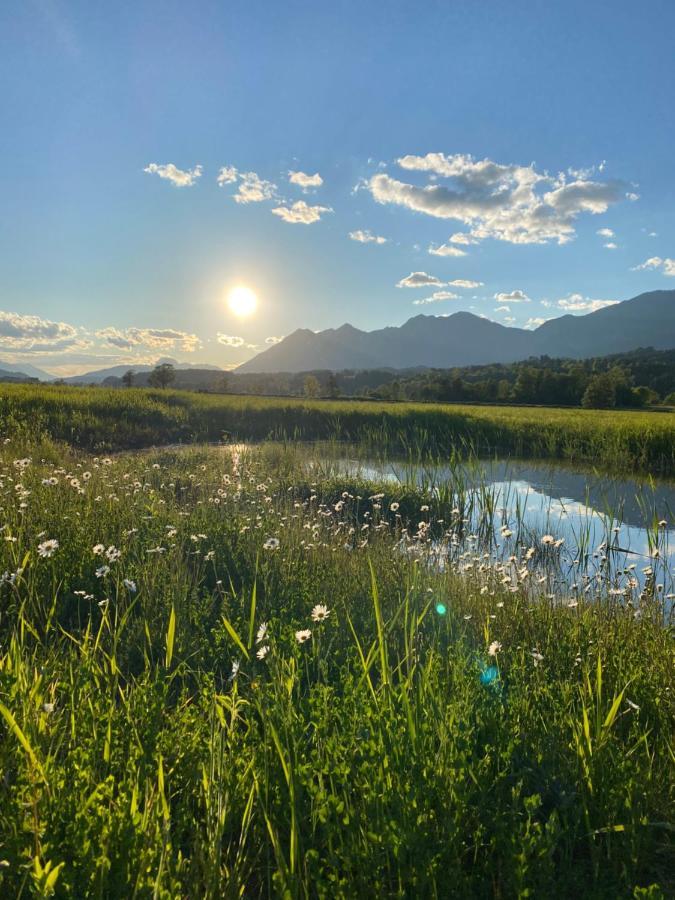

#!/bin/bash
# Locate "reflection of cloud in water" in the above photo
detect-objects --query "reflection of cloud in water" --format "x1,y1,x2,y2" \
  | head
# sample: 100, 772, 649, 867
348, 457, 674, 591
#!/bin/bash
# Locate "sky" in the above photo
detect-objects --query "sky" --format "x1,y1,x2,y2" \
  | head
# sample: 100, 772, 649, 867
1, 0, 674, 376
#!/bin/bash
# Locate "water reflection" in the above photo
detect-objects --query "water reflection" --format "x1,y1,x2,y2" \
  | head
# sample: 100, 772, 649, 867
343, 457, 675, 594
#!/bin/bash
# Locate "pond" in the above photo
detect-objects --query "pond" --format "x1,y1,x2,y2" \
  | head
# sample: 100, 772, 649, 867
329, 455, 675, 598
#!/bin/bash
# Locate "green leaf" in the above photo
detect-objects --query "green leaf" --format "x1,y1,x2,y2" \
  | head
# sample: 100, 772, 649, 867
165, 604, 176, 669
221, 613, 249, 661
0, 700, 47, 783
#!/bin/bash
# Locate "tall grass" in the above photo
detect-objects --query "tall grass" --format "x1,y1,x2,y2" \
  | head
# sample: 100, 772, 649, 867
1, 383, 674, 472
0, 440, 672, 897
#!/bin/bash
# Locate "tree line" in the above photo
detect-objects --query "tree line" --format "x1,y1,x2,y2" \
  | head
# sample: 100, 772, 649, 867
113, 347, 675, 409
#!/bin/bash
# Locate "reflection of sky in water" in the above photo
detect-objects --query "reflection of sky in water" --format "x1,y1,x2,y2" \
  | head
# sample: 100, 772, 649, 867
343, 458, 675, 593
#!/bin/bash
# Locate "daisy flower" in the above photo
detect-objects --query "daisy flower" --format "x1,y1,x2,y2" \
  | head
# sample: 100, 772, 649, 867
37, 539, 59, 558
311, 604, 330, 622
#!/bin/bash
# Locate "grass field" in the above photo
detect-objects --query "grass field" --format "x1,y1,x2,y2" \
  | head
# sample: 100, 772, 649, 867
0, 437, 672, 897
1, 383, 674, 472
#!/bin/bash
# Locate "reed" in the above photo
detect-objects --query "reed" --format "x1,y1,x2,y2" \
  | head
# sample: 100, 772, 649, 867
1, 383, 674, 472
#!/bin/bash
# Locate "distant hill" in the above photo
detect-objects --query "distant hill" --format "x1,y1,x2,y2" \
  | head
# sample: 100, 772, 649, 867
0, 367, 39, 384
0, 361, 53, 381
237, 290, 675, 374
64, 357, 223, 384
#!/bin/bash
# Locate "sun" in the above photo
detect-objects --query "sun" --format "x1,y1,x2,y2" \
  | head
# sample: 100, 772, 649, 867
227, 285, 258, 318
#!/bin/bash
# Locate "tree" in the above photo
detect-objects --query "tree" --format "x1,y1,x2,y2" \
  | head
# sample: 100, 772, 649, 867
632, 385, 659, 407
122, 369, 135, 388
303, 374, 320, 398
581, 373, 615, 408
148, 363, 176, 389
212, 373, 229, 393
496, 379, 512, 402
326, 373, 340, 398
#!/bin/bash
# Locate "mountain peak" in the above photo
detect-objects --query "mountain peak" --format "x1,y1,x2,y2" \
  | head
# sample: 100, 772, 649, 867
236, 291, 675, 374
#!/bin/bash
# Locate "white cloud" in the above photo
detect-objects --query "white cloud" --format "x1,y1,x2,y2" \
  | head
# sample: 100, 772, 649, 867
289, 170, 323, 191
412, 291, 460, 305
554, 293, 619, 312
503, 316, 516, 325
597, 227, 614, 237
367, 153, 628, 245
397, 271, 445, 288
234, 173, 277, 204
271, 200, 332, 224
428, 243, 467, 257
265, 335, 284, 345
494, 290, 531, 303
216, 166, 277, 203
448, 279, 483, 288
216, 166, 238, 185
217, 334, 245, 347
96, 327, 200, 352
349, 229, 387, 244
631, 256, 675, 276
494, 305, 510, 312
525, 317, 548, 329
604, 242, 618, 250
144, 163, 202, 187
626, 191, 640, 202
0, 311, 83, 353
449, 232, 478, 245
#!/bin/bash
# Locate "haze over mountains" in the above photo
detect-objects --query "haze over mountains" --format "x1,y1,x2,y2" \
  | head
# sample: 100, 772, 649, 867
0, 361, 53, 381
237, 290, 675, 374
61, 358, 222, 385
2, 291, 674, 384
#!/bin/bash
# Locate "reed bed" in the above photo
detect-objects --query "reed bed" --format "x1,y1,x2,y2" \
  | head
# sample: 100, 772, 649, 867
1, 383, 674, 473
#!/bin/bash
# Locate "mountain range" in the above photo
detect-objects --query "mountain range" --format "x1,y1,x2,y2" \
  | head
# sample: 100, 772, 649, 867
237, 290, 675, 373
61, 358, 223, 385
2, 291, 674, 384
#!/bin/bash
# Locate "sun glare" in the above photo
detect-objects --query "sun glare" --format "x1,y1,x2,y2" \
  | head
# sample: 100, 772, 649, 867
228, 285, 258, 318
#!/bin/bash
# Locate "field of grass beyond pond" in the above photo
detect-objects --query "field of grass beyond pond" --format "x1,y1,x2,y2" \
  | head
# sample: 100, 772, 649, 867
1, 383, 674, 473
0, 438, 672, 898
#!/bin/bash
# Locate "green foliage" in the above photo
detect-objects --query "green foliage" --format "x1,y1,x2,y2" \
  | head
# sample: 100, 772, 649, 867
303, 374, 320, 398
368, 348, 675, 407
148, 363, 176, 389
582, 373, 617, 409
0, 440, 672, 897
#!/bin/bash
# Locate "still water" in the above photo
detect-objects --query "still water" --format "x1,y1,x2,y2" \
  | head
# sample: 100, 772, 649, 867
334, 456, 675, 596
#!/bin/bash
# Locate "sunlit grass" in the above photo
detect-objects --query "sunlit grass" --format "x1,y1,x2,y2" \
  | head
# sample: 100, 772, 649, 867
0, 438, 672, 897
0, 382, 674, 472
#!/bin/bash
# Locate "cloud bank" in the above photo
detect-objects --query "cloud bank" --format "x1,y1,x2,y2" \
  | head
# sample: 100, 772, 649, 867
368, 153, 630, 245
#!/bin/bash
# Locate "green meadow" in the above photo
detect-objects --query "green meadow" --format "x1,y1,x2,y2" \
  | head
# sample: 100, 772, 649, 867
1, 383, 674, 472
0, 389, 673, 897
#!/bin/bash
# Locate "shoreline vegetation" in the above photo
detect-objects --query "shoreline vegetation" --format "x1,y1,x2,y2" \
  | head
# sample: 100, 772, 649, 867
1, 383, 674, 474
0, 440, 672, 897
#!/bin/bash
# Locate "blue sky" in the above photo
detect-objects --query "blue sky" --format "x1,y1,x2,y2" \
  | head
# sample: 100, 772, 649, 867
1, 0, 674, 374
